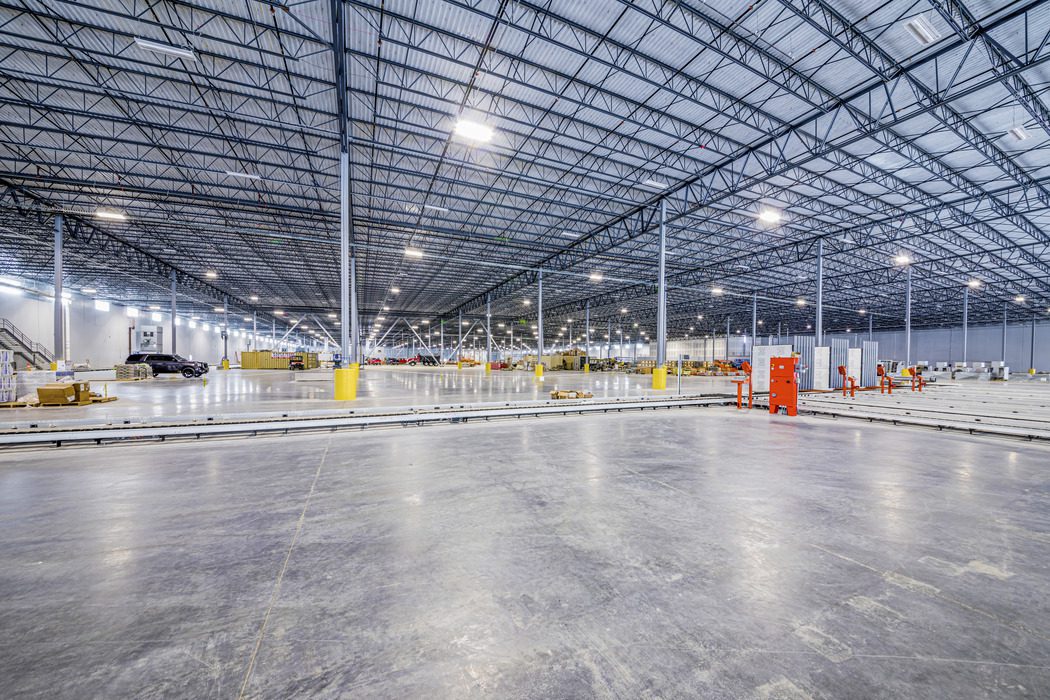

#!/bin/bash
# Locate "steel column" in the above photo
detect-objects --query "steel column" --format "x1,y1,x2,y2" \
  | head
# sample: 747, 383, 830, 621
725, 317, 730, 360
962, 286, 969, 365
1002, 303, 1008, 362
222, 297, 229, 361
815, 238, 824, 345
751, 292, 757, 357
252, 311, 257, 351
339, 150, 351, 362
350, 254, 359, 363
1030, 316, 1036, 372
656, 198, 667, 365
486, 294, 492, 364
537, 270, 544, 363
53, 214, 63, 363
905, 266, 912, 367
458, 311, 463, 362
170, 270, 177, 355
585, 302, 590, 361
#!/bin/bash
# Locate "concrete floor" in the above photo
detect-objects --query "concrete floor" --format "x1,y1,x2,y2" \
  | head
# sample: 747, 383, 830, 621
2, 409, 1049, 698
1, 366, 740, 429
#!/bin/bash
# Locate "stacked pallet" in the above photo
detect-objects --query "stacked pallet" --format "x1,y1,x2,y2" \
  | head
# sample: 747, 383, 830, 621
115, 363, 151, 380
0, 349, 14, 402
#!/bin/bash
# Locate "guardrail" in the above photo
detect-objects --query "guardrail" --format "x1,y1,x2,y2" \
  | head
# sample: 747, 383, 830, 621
0, 318, 54, 362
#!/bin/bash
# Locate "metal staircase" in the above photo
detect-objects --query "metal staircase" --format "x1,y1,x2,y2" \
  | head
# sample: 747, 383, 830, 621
0, 318, 54, 369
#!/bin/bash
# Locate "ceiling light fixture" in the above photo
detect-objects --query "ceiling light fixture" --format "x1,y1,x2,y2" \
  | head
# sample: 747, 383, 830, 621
967, 279, 982, 289
423, 204, 449, 213
589, 272, 603, 282
134, 37, 197, 61
1008, 125, 1031, 141
903, 15, 942, 46
390, 287, 400, 294
225, 170, 261, 180
453, 119, 494, 142
758, 209, 781, 224
94, 210, 127, 221
642, 178, 669, 189
404, 248, 424, 259
894, 254, 912, 266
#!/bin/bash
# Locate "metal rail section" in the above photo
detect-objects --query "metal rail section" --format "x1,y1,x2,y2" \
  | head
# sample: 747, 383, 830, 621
0, 394, 735, 449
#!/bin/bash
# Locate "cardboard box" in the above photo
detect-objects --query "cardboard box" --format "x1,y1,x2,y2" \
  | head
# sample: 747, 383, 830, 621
36, 381, 90, 405
37, 383, 76, 404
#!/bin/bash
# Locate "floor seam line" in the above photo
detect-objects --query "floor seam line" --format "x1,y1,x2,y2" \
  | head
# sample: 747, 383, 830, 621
236, 436, 333, 699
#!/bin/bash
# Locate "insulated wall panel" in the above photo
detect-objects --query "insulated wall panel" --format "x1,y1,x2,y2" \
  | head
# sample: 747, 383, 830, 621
830, 339, 849, 389
861, 341, 879, 387
847, 348, 862, 383
813, 346, 831, 391
793, 336, 815, 390
752, 344, 792, 392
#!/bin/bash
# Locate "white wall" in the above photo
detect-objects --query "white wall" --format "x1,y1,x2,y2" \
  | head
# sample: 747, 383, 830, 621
0, 291, 239, 367
822, 320, 1050, 371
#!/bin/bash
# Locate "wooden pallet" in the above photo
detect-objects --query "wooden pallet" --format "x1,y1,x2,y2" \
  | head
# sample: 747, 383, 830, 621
0, 401, 31, 409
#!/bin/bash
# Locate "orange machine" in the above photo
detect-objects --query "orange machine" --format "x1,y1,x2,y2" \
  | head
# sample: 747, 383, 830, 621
769, 356, 799, 416
837, 365, 857, 398
909, 367, 926, 392
878, 364, 893, 394
731, 361, 753, 409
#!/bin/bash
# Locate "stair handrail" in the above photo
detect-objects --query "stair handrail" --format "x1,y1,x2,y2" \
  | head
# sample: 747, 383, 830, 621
0, 318, 55, 361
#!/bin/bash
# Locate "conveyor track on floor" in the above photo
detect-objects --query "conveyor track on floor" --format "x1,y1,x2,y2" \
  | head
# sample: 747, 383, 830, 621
0, 394, 736, 449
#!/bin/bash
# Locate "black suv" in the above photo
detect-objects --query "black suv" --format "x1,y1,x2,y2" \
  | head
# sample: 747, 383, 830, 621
125, 353, 209, 378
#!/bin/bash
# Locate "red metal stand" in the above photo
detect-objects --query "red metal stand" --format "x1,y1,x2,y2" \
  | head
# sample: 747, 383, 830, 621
731, 361, 753, 410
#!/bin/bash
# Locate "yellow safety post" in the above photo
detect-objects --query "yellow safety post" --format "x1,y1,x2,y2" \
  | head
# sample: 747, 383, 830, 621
652, 366, 668, 390
484, 362, 491, 375
457, 358, 462, 370
334, 363, 359, 400
221, 358, 230, 370
583, 363, 590, 373
49, 361, 58, 371
535, 363, 544, 379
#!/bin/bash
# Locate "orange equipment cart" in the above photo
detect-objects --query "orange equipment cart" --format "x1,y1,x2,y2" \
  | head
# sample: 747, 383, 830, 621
769, 356, 799, 416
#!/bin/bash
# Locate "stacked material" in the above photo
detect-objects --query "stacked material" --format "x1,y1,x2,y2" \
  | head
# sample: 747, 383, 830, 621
550, 389, 594, 399
0, 348, 13, 402
114, 363, 151, 380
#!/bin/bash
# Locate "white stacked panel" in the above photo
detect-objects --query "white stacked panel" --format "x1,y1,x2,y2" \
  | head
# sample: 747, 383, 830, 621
0, 348, 14, 402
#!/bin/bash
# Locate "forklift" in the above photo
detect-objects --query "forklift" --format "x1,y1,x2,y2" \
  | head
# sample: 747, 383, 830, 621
288, 352, 306, 371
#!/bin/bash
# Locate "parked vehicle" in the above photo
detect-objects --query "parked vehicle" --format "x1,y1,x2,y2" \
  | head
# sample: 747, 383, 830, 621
125, 353, 209, 378
366, 357, 383, 365
387, 356, 420, 366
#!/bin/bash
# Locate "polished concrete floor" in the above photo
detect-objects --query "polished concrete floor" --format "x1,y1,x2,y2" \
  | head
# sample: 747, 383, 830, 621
2, 409, 1049, 698
2, 366, 739, 429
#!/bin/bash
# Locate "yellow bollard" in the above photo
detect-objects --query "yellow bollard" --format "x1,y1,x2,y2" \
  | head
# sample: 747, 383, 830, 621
484, 362, 491, 375
651, 366, 668, 390
49, 362, 58, 371
534, 364, 544, 379
457, 361, 462, 370
583, 363, 590, 373
334, 364, 358, 400
221, 358, 230, 370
